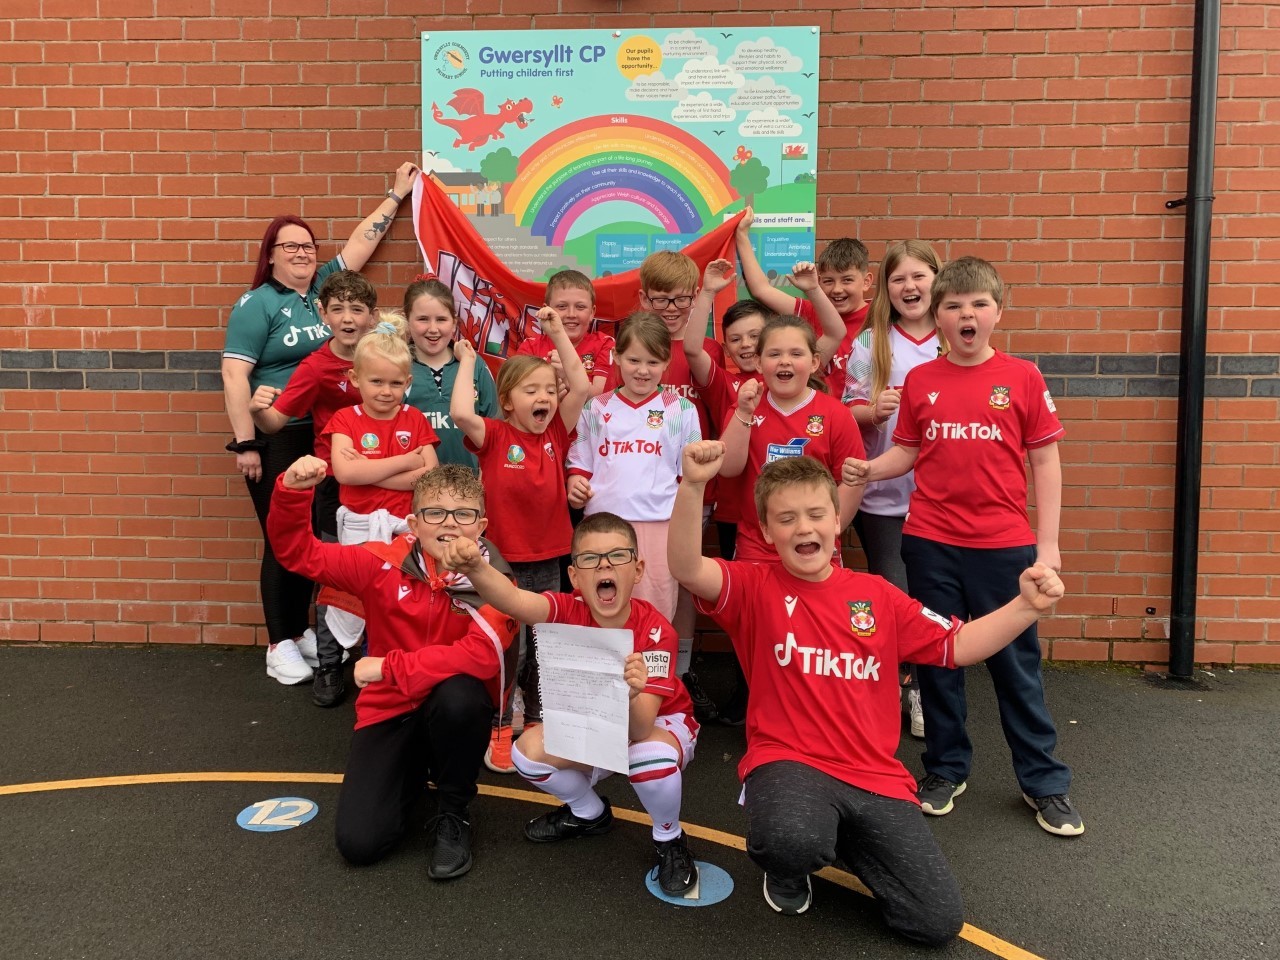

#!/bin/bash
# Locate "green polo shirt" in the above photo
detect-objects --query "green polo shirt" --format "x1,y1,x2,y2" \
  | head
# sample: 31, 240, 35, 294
405, 354, 499, 471
223, 256, 344, 393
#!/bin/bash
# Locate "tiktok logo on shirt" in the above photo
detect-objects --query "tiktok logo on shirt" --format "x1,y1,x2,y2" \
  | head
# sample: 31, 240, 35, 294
924, 420, 1004, 442
773, 632, 881, 682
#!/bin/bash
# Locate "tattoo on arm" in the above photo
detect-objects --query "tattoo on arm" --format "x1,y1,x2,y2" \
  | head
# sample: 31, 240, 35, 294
362, 213, 394, 241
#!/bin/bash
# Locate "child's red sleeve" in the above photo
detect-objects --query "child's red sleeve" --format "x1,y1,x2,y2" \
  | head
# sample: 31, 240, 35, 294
267, 477, 379, 594
272, 357, 321, 420
381, 603, 517, 700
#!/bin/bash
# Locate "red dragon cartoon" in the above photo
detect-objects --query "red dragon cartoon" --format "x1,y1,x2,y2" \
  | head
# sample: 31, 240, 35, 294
431, 88, 534, 152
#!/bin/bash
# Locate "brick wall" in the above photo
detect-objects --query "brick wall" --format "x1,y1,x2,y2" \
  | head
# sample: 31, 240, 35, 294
1, 1, 1277, 666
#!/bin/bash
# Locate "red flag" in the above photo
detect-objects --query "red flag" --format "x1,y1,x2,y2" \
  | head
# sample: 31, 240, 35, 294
412, 174, 743, 375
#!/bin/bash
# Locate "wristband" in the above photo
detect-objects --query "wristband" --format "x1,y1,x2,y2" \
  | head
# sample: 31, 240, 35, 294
386, 189, 404, 204
226, 438, 268, 454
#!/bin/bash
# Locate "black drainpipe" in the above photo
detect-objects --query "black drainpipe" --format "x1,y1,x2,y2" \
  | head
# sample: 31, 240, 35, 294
1165, 0, 1221, 679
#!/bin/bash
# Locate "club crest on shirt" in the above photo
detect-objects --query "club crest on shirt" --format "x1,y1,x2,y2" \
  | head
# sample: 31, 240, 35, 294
646, 409, 664, 429
849, 600, 877, 637
989, 385, 1011, 410
806, 414, 825, 437
544, 442, 555, 458
360, 432, 380, 451
506, 445, 525, 465
395, 430, 411, 449
582, 353, 595, 373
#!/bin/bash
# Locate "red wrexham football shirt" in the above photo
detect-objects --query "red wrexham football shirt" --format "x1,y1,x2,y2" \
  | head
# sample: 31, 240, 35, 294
893, 351, 1065, 548
699, 364, 764, 525
541, 591, 698, 735
323, 404, 439, 515
467, 417, 573, 562
517, 330, 616, 385
731, 389, 866, 562
272, 341, 359, 463
696, 558, 961, 803
794, 297, 870, 399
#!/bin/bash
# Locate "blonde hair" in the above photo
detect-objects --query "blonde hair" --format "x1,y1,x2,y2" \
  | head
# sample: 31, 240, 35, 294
757, 315, 828, 394
862, 241, 944, 401
639, 250, 698, 293
615, 311, 671, 362
495, 354, 553, 412
354, 309, 412, 374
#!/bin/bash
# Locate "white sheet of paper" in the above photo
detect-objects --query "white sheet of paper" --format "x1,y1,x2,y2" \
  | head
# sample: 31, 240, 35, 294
535, 622, 633, 775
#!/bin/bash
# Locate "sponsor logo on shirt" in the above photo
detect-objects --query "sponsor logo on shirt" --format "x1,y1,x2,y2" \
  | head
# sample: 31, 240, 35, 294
1043, 390, 1057, 414
927, 391, 940, 404
648, 627, 663, 645
397, 584, 411, 601
669, 383, 701, 401
765, 438, 810, 462
338, 380, 348, 392
395, 430, 411, 449
646, 409, 664, 429
773, 632, 881, 681
920, 607, 952, 630
989, 385, 1011, 410
643, 648, 672, 678
752, 415, 765, 427
602, 412, 612, 423
849, 600, 876, 637
806, 414, 824, 437
597, 439, 664, 457
506, 444, 525, 465
360, 432, 380, 451
784, 595, 798, 618
238, 293, 251, 306
923, 420, 1004, 442
281, 306, 292, 318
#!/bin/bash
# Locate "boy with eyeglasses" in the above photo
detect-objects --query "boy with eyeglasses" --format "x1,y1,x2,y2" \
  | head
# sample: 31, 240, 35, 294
269, 459, 519, 880
441, 511, 702, 898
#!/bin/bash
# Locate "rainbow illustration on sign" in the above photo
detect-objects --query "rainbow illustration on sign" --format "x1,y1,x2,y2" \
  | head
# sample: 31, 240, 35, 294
506, 115, 736, 247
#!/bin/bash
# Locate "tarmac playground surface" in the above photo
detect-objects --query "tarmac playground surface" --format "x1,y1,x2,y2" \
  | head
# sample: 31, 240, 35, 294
1, 644, 1276, 960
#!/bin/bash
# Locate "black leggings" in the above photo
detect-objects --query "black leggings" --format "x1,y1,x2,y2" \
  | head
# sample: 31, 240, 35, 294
335, 675, 494, 866
744, 760, 964, 947
243, 422, 315, 644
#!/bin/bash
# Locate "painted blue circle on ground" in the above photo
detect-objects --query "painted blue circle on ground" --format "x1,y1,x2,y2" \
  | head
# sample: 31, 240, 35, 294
236, 796, 319, 832
644, 860, 734, 907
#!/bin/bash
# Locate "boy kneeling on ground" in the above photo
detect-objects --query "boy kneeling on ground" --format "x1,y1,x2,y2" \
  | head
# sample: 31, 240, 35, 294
270, 458, 517, 880
667, 441, 1064, 944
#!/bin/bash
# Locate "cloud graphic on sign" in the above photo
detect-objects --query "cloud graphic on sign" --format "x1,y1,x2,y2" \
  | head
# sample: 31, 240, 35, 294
421, 153, 461, 173
729, 76, 803, 111
626, 71, 686, 102
661, 29, 718, 59
738, 107, 802, 138
673, 56, 744, 90
727, 38, 803, 73
671, 92, 736, 123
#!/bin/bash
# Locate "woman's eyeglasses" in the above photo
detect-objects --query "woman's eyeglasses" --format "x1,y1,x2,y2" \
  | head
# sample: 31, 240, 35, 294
274, 241, 317, 255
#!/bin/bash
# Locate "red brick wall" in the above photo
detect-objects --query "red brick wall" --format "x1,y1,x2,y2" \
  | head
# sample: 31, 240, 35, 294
1, 1, 1277, 666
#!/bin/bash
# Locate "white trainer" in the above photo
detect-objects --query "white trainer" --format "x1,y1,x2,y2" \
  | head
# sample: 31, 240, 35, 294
295, 628, 319, 669
266, 638, 313, 685
908, 688, 925, 740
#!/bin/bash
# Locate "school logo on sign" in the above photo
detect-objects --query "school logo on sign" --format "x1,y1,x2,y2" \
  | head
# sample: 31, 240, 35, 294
646, 409, 664, 429
506, 444, 525, 464
849, 600, 877, 637
989, 385, 1011, 410
360, 432, 380, 450
806, 415, 824, 437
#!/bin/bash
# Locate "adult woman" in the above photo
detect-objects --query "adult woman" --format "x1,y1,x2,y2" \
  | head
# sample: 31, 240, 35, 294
222, 162, 420, 686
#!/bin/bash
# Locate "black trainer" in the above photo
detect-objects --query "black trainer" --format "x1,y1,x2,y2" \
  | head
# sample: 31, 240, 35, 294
1023, 793, 1085, 837
682, 671, 720, 723
917, 773, 966, 816
719, 681, 747, 726
311, 664, 346, 708
654, 832, 698, 896
763, 873, 812, 915
524, 798, 613, 843
426, 812, 473, 879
